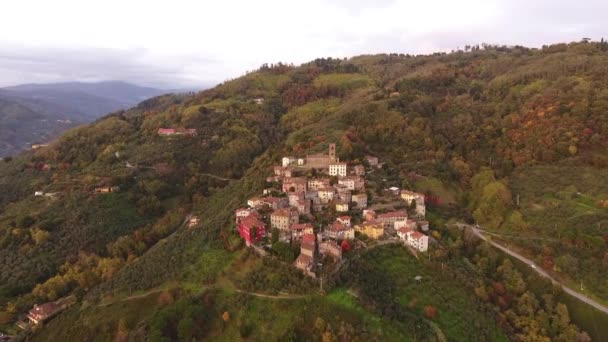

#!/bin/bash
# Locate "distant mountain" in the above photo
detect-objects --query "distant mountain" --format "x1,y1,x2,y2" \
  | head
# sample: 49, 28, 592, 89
0, 81, 178, 157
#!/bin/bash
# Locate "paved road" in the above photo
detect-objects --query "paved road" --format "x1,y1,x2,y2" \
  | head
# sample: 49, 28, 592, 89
461, 223, 608, 315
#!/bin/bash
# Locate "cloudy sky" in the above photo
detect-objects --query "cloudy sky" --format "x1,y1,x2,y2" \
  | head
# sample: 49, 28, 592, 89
0, 0, 606, 89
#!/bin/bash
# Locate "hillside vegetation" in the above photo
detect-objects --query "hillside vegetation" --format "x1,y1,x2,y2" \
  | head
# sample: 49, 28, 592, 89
0, 41, 607, 340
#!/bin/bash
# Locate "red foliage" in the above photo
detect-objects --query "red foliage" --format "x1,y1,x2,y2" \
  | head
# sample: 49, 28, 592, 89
492, 282, 506, 295
583, 127, 593, 136
542, 256, 554, 270
425, 195, 444, 206
341, 240, 351, 253
424, 305, 438, 319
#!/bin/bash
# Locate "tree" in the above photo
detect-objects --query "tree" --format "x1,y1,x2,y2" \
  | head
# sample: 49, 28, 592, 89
341, 240, 351, 253
424, 305, 438, 319
409, 199, 417, 212
30, 228, 50, 245
177, 317, 194, 340
17, 215, 35, 228
473, 181, 512, 229
271, 228, 279, 244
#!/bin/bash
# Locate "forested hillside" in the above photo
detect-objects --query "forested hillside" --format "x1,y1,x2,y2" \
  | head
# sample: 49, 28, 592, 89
1, 41, 607, 340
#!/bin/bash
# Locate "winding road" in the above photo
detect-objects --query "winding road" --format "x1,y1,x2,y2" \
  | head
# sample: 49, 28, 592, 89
460, 223, 608, 315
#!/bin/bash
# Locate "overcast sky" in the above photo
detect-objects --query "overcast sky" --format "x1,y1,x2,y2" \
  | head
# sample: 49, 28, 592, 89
0, 0, 606, 89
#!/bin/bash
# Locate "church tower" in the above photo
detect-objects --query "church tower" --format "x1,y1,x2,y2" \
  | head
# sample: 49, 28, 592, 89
329, 143, 336, 162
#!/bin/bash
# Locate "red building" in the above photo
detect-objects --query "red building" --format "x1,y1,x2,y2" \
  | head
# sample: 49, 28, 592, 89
237, 216, 266, 246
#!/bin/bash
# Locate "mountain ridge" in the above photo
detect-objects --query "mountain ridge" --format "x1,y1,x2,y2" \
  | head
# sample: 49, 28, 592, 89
0, 81, 190, 157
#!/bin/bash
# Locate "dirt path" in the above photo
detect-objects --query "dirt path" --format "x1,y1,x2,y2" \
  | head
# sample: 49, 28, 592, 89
235, 289, 307, 300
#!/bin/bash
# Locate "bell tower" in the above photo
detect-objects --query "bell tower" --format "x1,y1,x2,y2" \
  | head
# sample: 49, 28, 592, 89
329, 143, 336, 162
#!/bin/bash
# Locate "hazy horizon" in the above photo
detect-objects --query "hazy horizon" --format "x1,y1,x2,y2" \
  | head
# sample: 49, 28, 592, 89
1, 0, 606, 89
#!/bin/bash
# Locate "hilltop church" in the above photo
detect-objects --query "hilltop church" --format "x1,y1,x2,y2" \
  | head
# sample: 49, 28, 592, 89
306, 143, 338, 168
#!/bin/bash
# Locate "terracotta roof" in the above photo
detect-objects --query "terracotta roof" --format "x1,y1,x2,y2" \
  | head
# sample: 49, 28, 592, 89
295, 253, 313, 265
301, 242, 315, 252
284, 177, 307, 184
329, 222, 348, 231
410, 231, 425, 239
338, 215, 351, 220
397, 227, 414, 235
271, 209, 291, 217
29, 302, 60, 317
240, 216, 265, 229
302, 233, 315, 244
291, 223, 313, 231
307, 153, 330, 158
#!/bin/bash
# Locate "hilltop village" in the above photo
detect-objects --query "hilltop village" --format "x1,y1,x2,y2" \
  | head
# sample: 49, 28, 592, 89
235, 143, 430, 277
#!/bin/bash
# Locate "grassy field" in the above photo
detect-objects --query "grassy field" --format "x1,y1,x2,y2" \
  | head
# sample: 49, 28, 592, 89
510, 164, 608, 236
414, 177, 460, 205
313, 73, 374, 91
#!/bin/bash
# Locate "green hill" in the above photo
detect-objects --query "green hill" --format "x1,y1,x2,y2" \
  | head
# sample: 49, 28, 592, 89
1, 41, 607, 340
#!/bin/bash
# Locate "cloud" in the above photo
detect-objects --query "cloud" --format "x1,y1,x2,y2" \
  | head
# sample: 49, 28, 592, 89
0, 45, 220, 88
0, 0, 606, 88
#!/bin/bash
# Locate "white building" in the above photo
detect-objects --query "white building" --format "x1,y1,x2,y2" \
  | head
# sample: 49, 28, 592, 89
397, 228, 428, 252
329, 163, 347, 177
401, 190, 425, 206
282, 156, 296, 167
335, 201, 349, 212
337, 216, 351, 227
408, 231, 428, 252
